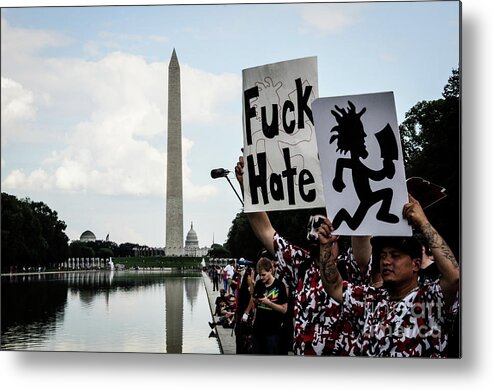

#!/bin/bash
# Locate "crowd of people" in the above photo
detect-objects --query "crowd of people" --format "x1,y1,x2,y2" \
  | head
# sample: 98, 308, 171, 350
208, 260, 240, 295
206, 155, 460, 358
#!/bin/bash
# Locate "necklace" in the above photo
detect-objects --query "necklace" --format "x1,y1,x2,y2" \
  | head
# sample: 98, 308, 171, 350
384, 286, 420, 317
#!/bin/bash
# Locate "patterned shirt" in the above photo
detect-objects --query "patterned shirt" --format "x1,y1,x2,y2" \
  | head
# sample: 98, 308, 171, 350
341, 280, 459, 357
273, 233, 369, 355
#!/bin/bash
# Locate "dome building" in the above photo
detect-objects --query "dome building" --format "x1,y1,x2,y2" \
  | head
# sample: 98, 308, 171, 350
184, 222, 199, 256
80, 230, 97, 242
184, 222, 210, 257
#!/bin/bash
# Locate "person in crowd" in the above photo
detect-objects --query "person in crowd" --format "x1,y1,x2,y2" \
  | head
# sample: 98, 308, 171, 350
210, 294, 237, 329
222, 266, 228, 292
235, 155, 371, 355
212, 265, 220, 291
255, 247, 294, 354
214, 289, 228, 316
417, 237, 441, 285
318, 194, 460, 357
224, 260, 235, 294
235, 266, 255, 354
230, 265, 241, 296
416, 234, 460, 357
250, 258, 288, 354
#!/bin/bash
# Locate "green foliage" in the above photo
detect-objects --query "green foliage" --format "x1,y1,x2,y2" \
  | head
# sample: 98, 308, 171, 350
208, 243, 231, 258
117, 242, 139, 257
1, 193, 69, 271
442, 68, 460, 99
69, 239, 120, 259
400, 68, 460, 255
98, 247, 114, 259
224, 208, 314, 261
114, 256, 202, 269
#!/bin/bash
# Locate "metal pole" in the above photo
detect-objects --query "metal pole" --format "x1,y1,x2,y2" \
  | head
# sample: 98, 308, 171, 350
224, 176, 244, 206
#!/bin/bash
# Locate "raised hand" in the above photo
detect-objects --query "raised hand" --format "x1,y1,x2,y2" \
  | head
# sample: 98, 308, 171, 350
318, 218, 339, 247
235, 154, 244, 188
403, 194, 429, 228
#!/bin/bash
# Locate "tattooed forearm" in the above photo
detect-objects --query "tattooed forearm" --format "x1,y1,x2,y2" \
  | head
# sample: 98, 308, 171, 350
320, 246, 342, 285
421, 222, 459, 268
319, 244, 344, 303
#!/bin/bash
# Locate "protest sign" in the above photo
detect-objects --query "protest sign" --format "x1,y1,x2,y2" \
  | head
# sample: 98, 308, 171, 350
312, 92, 411, 236
242, 57, 325, 212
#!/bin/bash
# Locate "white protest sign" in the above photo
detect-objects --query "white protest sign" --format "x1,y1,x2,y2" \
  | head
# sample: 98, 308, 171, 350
242, 57, 325, 212
312, 92, 411, 236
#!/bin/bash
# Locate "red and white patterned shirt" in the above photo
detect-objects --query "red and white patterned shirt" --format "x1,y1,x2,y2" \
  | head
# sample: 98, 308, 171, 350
341, 280, 459, 357
273, 233, 369, 355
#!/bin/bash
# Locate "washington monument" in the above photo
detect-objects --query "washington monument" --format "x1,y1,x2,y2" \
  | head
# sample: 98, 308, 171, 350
165, 49, 184, 256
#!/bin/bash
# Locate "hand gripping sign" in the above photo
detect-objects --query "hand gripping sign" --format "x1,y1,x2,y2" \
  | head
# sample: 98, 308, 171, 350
242, 57, 325, 212
312, 92, 412, 236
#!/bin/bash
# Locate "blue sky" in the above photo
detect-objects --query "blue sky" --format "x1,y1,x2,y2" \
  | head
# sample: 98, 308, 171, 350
1, 0, 460, 249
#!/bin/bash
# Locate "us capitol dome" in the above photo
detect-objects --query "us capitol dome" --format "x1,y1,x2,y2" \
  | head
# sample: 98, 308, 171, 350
80, 230, 97, 242
184, 222, 209, 257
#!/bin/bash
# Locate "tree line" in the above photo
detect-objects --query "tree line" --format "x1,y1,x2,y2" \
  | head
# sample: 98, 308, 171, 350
0, 193, 150, 272
1, 194, 69, 272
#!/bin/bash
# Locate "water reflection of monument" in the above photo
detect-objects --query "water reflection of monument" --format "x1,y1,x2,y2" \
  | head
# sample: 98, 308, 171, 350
165, 278, 183, 353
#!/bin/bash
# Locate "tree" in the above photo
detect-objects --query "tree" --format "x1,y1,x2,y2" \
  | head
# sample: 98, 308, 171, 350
224, 208, 315, 261
1, 193, 69, 271
208, 243, 231, 258
117, 242, 140, 257
98, 247, 114, 259
400, 68, 460, 255
30, 201, 69, 264
80, 246, 95, 258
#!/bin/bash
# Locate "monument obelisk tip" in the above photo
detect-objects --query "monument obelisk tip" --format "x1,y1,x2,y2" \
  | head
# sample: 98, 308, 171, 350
170, 48, 179, 66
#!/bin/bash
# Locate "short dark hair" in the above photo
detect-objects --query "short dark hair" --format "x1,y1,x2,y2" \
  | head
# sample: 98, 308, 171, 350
370, 236, 422, 261
256, 258, 273, 274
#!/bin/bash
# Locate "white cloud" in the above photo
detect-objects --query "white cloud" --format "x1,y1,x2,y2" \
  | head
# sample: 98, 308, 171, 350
148, 35, 168, 43
1, 77, 37, 144
181, 64, 241, 124
299, 3, 363, 34
182, 137, 218, 201
82, 30, 169, 57
1, 17, 236, 201
0, 16, 72, 61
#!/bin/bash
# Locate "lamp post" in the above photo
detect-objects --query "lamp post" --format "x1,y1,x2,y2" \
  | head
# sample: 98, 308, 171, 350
210, 168, 244, 206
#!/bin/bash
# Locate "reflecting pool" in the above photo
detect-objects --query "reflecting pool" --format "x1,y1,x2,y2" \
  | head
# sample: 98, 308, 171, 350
1, 270, 220, 354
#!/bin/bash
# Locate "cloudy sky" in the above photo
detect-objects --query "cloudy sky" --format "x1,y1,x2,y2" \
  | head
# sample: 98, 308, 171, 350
1, 0, 460, 249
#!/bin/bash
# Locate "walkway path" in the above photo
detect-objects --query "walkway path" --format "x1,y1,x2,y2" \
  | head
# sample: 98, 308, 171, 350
202, 271, 237, 355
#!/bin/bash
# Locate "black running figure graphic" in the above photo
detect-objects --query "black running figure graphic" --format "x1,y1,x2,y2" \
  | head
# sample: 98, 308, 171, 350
329, 101, 399, 231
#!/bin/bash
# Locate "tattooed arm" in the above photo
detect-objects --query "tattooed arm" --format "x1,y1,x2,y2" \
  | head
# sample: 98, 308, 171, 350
403, 194, 460, 307
318, 218, 343, 303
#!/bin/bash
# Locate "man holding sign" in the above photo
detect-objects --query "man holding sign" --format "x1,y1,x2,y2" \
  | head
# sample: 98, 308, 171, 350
318, 195, 459, 357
